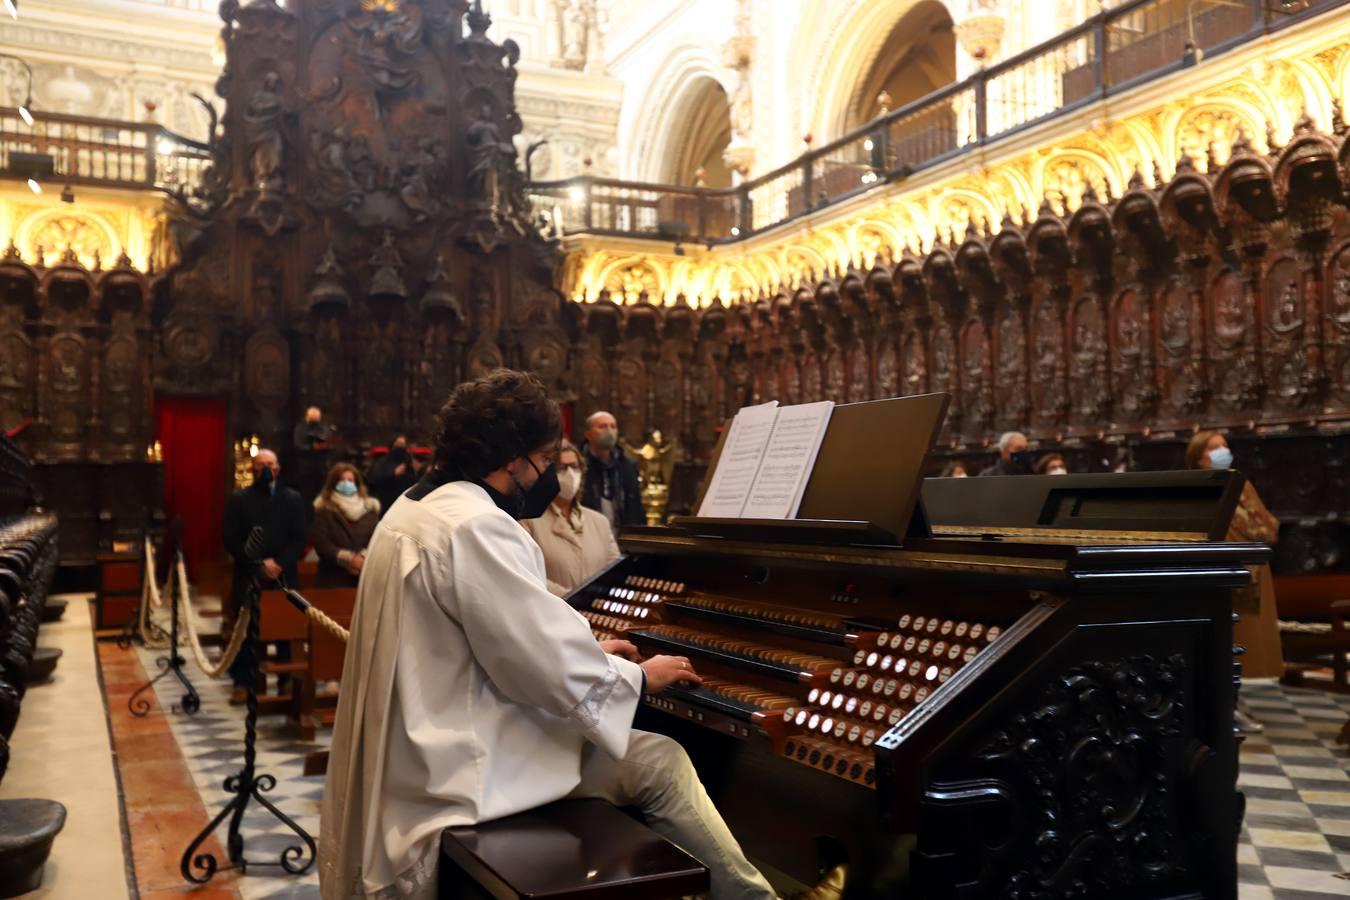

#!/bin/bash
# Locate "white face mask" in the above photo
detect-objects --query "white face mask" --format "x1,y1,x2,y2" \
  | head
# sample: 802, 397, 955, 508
1048, 466, 1067, 475
951, 472, 968, 478
556, 468, 582, 501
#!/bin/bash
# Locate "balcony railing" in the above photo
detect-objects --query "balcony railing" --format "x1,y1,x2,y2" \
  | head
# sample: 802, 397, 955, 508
0, 108, 211, 196
529, 0, 1346, 245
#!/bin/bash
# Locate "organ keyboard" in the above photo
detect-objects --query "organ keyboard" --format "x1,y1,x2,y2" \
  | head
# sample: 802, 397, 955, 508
567, 469, 1264, 900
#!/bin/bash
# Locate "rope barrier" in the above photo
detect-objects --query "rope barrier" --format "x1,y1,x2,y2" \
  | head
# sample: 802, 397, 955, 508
172, 551, 252, 680
136, 538, 169, 649
302, 603, 350, 644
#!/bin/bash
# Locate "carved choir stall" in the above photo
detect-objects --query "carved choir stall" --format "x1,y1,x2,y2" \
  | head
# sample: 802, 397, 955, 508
565, 118, 1350, 578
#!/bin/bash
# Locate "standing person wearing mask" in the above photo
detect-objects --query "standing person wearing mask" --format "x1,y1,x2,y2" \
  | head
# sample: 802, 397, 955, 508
222, 448, 307, 703
1187, 431, 1283, 723
293, 405, 339, 506
311, 463, 381, 587
979, 431, 1034, 476
580, 410, 644, 533
523, 440, 621, 597
367, 434, 419, 518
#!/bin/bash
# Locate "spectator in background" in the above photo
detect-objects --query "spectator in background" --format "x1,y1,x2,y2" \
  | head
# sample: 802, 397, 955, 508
523, 440, 620, 596
939, 460, 970, 478
1188, 429, 1282, 731
367, 434, 420, 518
222, 448, 306, 703
979, 431, 1034, 476
1036, 453, 1068, 475
293, 405, 339, 505
311, 463, 380, 587
580, 410, 644, 533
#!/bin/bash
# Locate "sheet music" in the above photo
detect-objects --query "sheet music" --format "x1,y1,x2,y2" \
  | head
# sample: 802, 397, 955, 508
697, 401, 779, 518
742, 401, 835, 519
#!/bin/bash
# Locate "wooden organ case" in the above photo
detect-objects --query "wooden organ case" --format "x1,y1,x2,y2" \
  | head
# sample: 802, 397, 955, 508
567, 396, 1265, 899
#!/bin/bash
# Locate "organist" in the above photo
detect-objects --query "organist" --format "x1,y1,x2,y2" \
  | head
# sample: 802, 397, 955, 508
318, 369, 777, 900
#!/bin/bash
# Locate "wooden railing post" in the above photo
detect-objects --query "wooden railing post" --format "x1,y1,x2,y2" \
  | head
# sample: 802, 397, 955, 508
974, 75, 988, 144
802, 158, 814, 213
145, 128, 158, 187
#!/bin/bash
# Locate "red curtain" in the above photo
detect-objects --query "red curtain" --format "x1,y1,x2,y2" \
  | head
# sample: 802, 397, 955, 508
155, 397, 228, 578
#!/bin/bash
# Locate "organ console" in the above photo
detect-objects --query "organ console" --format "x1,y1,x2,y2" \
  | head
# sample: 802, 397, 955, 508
567, 397, 1263, 899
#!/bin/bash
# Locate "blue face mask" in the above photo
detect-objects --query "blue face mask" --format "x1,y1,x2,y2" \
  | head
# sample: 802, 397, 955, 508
335, 480, 358, 497
1208, 446, 1233, 469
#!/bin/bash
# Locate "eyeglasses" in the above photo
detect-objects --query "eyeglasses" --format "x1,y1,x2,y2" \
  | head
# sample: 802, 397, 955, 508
557, 462, 583, 472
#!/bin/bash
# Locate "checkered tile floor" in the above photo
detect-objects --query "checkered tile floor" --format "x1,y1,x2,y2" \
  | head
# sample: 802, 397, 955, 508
1238, 681, 1350, 899
132, 616, 1350, 899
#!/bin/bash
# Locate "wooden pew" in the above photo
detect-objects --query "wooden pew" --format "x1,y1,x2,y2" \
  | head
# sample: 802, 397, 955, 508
296, 588, 356, 740
1275, 573, 1350, 692
256, 591, 310, 724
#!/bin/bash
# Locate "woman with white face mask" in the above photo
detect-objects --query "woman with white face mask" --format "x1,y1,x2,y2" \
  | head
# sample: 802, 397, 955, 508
522, 439, 622, 596
1188, 430, 1282, 733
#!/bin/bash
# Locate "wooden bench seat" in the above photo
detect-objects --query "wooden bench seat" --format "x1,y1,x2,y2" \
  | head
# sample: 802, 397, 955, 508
1275, 573, 1350, 692
439, 799, 709, 899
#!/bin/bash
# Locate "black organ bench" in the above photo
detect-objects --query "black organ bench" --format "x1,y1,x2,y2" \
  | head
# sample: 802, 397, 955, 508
437, 799, 709, 899
569, 469, 1261, 899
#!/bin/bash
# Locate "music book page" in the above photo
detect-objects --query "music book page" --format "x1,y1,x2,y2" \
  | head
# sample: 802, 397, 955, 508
697, 401, 780, 518
741, 401, 835, 519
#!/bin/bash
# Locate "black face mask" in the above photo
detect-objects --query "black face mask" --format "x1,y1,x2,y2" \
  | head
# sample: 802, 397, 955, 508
391, 445, 408, 462
509, 457, 559, 520
1010, 450, 1034, 471
255, 466, 275, 492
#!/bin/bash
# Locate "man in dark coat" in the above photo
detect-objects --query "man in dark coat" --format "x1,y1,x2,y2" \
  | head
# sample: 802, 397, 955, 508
579, 410, 644, 533
222, 448, 307, 698
292, 405, 338, 506
366, 434, 420, 519
979, 431, 1034, 477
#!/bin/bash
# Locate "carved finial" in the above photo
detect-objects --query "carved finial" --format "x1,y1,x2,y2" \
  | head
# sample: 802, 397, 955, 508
1333, 98, 1347, 136
1128, 165, 1145, 190
1295, 108, 1316, 134
1021, 204, 1033, 225
33, 244, 45, 268
116, 250, 133, 270
1038, 194, 1054, 218
1175, 151, 1196, 174
1000, 210, 1016, 233
1231, 126, 1253, 156
1205, 141, 1219, 172
466, 0, 491, 36
1081, 179, 1098, 205
61, 244, 79, 265
91, 249, 103, 272
981, 215, 993, 239
1265, 120, 1283, 155
146, 256, 156, 276
1102, 178, 1115, 204
1152, 158, 1165, 187
2, 239, 19, 261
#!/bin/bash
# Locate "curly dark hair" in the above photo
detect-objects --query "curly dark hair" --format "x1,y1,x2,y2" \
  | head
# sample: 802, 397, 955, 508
431, 369, 561, 482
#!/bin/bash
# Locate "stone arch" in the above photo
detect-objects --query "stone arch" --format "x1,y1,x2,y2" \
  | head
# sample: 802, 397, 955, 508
14, 207, 122, 271
619, 39, 731, 183
794, 0, 957, 144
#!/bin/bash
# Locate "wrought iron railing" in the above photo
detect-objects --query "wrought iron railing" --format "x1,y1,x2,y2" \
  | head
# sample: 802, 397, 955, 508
0, 107, 211, 196
529, 0, 1345, 244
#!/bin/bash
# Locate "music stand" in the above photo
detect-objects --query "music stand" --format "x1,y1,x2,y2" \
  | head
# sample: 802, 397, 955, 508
674, 393, 950, 546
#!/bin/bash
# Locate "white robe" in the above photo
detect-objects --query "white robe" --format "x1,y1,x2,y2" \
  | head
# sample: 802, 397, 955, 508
318, 480, 645, 900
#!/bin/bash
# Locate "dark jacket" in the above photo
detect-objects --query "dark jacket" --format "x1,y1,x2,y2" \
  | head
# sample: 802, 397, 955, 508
222, 481, 307, 606
580, 443, 645, 530
366, 451, 419, 519
978, 458, 1031, 477
292, 420, 337, 503
310, 495, 380, 587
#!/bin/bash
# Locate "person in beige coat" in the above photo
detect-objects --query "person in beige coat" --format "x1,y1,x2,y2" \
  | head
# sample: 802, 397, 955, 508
523, 439, 621, 596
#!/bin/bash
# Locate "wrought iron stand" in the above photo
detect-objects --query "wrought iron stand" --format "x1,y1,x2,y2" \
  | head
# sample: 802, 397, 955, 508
127, 547, 200, 716
180, 566, 315, 883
